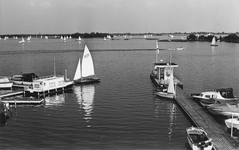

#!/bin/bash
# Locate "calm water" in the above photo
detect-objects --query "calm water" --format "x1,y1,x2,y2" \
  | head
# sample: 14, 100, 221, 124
0, 37, 239, 150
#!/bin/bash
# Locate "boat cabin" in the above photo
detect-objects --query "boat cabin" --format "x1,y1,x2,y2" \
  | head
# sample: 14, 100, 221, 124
28, 75, 67, 92
153, 62, 178, 85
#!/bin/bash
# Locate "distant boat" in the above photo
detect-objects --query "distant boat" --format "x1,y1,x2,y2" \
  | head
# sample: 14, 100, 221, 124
156, 67, 175, 99
103, 37, 106, 42
73, 45, 100, 84
210, 37, 218, 46
18, 37, 25, 43
186, 126, 213, 150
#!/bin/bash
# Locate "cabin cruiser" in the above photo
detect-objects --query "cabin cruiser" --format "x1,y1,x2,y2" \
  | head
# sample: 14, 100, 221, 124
10, 73, 38, 88
191, 88, 238, 105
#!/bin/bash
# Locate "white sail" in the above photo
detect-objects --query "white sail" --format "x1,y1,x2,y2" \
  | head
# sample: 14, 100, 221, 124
73, 56, 81, 80
79, 36, 82, 41
81, 45, 95, 77
167, 68, 175, 94
211, 37, 216, 45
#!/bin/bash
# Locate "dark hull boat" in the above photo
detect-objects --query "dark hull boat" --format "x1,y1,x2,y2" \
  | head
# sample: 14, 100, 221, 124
73, 45, 100, 85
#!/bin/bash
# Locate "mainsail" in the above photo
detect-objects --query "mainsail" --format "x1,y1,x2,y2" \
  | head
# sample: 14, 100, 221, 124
81, 45, 95, 78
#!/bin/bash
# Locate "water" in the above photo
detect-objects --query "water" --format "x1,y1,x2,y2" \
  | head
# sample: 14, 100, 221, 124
0, 37, 239, 149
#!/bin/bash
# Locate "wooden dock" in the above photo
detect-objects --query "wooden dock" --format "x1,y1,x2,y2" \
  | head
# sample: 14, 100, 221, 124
175, 86, 238, 150
1, 98, 44, 104
0, 90, 24, 98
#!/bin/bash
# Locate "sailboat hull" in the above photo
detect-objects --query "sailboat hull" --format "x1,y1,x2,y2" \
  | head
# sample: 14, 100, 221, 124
74, 76, 100, 84
156, 92, 175, 99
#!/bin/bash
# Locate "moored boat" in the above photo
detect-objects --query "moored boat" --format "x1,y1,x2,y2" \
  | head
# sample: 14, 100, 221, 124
191, 88, 238, 103
24, 75, 73, 98
73, 45, 100, 84
156, 67, 175, 99
186, 126, 213, 150
10, 73, 38, 88
0, 76, 13, 89
150, 42, 183, 91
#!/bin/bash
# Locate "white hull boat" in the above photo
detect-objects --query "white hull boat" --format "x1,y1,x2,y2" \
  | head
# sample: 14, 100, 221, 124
192, 88, 238, 104
186, 127, 213, 150
0, 77, 13, 89
225, 118, 239, 130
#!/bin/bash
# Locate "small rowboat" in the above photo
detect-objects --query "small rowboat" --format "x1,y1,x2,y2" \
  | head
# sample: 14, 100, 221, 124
186, 126, 213, 150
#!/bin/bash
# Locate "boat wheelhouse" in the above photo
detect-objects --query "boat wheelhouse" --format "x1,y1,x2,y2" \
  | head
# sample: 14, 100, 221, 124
150, 62, 183, 91
24, 75, 73, 98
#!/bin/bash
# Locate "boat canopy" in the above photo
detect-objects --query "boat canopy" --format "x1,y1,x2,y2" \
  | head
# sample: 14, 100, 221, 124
216, 88, 235, 98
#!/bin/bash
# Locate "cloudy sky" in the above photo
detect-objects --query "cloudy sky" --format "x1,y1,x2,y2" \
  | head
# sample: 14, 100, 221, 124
0, 0, 238, 34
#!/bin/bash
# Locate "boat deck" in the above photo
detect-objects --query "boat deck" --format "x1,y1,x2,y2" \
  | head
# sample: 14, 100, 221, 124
175, 86, 238, 150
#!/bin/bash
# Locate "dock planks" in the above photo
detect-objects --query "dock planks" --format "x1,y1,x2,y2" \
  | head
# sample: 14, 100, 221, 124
175, 86, 238, 150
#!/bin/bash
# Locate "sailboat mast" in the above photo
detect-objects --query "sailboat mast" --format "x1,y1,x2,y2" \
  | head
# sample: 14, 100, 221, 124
156, 41, 159, 63
54, 56, 56, 76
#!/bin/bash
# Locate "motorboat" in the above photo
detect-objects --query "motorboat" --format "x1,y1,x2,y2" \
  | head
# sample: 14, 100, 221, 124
73, 45, 100, 84
191, 88, 238, 103
199, 98, 238, 107
10, 73, 39, 88
186, 126, 213, 150
208, 103, 239, 117
0, 76, 13, 89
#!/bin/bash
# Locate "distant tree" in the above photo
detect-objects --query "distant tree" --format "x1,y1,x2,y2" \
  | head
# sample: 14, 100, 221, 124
223, 34, 239, 43
187, 34, 197, 41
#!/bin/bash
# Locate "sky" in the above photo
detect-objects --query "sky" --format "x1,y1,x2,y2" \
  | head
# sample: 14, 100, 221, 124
0, 0, 239, 34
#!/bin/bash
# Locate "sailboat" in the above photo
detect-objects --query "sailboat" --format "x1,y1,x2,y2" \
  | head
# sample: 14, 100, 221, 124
73, 45, 100, 84
156, 67, 175, 99
210, 37, 218, 46
18, 37, 25, 43
76, 36, 82, 41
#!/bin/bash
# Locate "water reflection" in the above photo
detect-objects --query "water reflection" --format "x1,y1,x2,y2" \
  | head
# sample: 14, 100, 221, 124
74, 84, 95, 127
154, 97, 176, 141
44, 94, 66, 108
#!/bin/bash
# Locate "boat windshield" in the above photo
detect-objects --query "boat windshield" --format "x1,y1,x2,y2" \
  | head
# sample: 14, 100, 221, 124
217, 88, 235, 98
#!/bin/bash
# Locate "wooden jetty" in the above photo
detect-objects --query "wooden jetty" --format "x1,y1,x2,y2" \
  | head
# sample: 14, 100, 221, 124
175, 86, 238, 150
0, 90, 24, 98
0, 98, 44, 104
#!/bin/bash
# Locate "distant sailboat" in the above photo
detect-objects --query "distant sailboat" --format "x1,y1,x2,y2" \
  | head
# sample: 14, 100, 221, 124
18, 37, 25, 43
73, 45, 100, 84
210, 37, 218, 46
156, 67, 176, 99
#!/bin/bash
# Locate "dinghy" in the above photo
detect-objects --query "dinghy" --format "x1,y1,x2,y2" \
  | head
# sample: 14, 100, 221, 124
74, 45, 100, 84
186, 126, 213, 150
